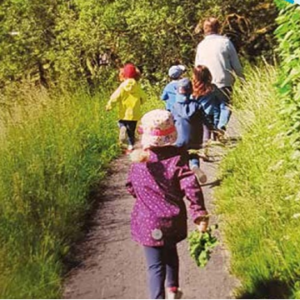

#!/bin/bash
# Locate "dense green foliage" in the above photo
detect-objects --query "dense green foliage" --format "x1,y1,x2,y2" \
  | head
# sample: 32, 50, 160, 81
216, 66, 300, 298
274, 0, 300, 133
215, 3, 300, 297
0, 88, 119, 297
0, 0, 277, 90
0, 80, 162, 297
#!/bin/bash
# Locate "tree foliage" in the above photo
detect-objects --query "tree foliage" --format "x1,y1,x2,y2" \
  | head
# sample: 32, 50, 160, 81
0, 0, 278, 90
274, 0, 300, 134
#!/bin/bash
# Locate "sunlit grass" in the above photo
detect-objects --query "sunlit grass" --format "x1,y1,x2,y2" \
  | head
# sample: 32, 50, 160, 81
215, 65, 300, 298
0, 81, 163, 298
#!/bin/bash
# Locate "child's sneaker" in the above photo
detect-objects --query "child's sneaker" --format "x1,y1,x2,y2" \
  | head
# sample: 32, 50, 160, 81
119, 126, 127, 145
191, 165, 207, 184
167, 287, 183, 299
125, 145, 134, 155
215, 129, 228, 144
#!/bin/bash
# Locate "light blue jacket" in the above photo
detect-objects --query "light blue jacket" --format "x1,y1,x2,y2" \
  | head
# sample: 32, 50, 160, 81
161, 81, 179, 111
193, 86, 222, 128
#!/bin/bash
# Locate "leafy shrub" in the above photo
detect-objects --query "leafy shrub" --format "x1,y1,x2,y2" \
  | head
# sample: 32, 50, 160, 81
274, 0, 300, 134
0, 0, 278, 90
0, 81, 163, 298
215, 65, 300, 298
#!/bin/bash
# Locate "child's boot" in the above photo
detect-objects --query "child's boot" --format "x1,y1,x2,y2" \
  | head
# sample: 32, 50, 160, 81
167, 287, 183, 299
191, 165, 207, 184
125, 144, 134, 155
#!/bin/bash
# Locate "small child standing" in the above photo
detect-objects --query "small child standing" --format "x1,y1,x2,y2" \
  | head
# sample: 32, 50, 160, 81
172, 77, 214, 184
126, 109, 208, 299
161, 65, 186, 111
106, 63, 146, 152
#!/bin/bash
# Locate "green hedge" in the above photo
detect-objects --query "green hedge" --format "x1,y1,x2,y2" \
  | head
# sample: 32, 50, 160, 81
0, 0, 277, 89
215, 2, 300, 297
0, 88, 120, 297
0, 84, 161, 298
215, 65, 300, 298
274, 0, 300, 134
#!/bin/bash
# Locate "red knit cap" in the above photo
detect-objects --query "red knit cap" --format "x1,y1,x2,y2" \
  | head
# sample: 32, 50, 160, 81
123, 63, 138, 79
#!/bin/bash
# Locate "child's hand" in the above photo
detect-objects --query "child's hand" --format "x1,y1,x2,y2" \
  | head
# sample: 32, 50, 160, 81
105, 104, 112, 111
195, 215, 209, 233
197, 220, 209, 233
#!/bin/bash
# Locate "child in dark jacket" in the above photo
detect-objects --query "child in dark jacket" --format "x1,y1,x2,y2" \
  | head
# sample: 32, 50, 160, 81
126, 109, 208, 299
171, 78, 214, 184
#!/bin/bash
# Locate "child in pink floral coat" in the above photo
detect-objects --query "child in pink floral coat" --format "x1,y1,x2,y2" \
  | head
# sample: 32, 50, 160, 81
126, 109, 209, 299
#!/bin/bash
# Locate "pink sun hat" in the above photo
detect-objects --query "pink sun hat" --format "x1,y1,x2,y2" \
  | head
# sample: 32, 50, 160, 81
138, 109, 177, 149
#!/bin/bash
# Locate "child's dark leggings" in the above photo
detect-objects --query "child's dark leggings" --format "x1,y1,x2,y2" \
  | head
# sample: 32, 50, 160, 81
189, 153, 200, 168
144, 245, 179, 299
118, 120, 137, 146
203, 115, 215, 144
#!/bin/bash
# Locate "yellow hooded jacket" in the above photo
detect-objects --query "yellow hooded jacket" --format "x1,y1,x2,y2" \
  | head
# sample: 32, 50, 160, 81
107, 79, 146, 121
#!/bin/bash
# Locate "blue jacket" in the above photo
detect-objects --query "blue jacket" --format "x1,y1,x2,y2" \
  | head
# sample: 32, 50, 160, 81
161, 81, 179, 111
172, 94, 213, 149
193, 86, 222, 128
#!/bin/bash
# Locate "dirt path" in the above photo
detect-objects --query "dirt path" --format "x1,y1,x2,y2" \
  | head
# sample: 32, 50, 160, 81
64, 118, 240, 299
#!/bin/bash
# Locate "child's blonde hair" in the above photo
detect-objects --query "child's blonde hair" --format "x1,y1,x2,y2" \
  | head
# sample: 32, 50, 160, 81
130, 148, 150, 163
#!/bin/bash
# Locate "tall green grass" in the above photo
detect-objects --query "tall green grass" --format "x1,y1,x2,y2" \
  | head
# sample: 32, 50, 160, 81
0, 84, 162, 298
0, 88, 119, 298
215, 65, 300, 298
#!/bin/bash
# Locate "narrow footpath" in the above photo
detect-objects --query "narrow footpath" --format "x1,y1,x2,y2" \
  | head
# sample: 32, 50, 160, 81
64, 117, 240, 299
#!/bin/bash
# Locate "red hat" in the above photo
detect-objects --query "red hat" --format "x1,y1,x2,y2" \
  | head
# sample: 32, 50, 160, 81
123, 63, 138, 79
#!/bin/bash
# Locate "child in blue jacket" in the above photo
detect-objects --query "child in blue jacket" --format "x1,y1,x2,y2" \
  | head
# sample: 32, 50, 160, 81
161, 65, 186, 111
171, 78, 214, 184
192, 65, 225, 146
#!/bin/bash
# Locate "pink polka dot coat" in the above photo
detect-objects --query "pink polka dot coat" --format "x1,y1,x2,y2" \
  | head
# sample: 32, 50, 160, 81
126, 146, 207, 247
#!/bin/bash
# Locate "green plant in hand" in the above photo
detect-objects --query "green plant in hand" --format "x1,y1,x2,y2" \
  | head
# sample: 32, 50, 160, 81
188, 225, 218, 268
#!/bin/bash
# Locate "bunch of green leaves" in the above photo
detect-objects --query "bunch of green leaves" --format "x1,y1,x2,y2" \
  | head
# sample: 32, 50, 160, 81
188, 225, 218, 268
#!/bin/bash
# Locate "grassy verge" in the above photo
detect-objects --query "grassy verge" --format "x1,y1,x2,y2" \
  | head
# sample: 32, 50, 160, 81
215, 65, 300, 298
0, 84, 162, 298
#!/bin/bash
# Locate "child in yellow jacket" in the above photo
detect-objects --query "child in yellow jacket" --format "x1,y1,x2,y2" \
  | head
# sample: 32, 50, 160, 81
106, 63, 146, 152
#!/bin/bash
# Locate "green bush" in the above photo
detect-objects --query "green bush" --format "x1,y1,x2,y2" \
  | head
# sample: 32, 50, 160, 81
0, 82, 163, 298
0, 87, 120, 297
274, 0, 300, 134
215, 66, 300, 298
0, 0, 278, 90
